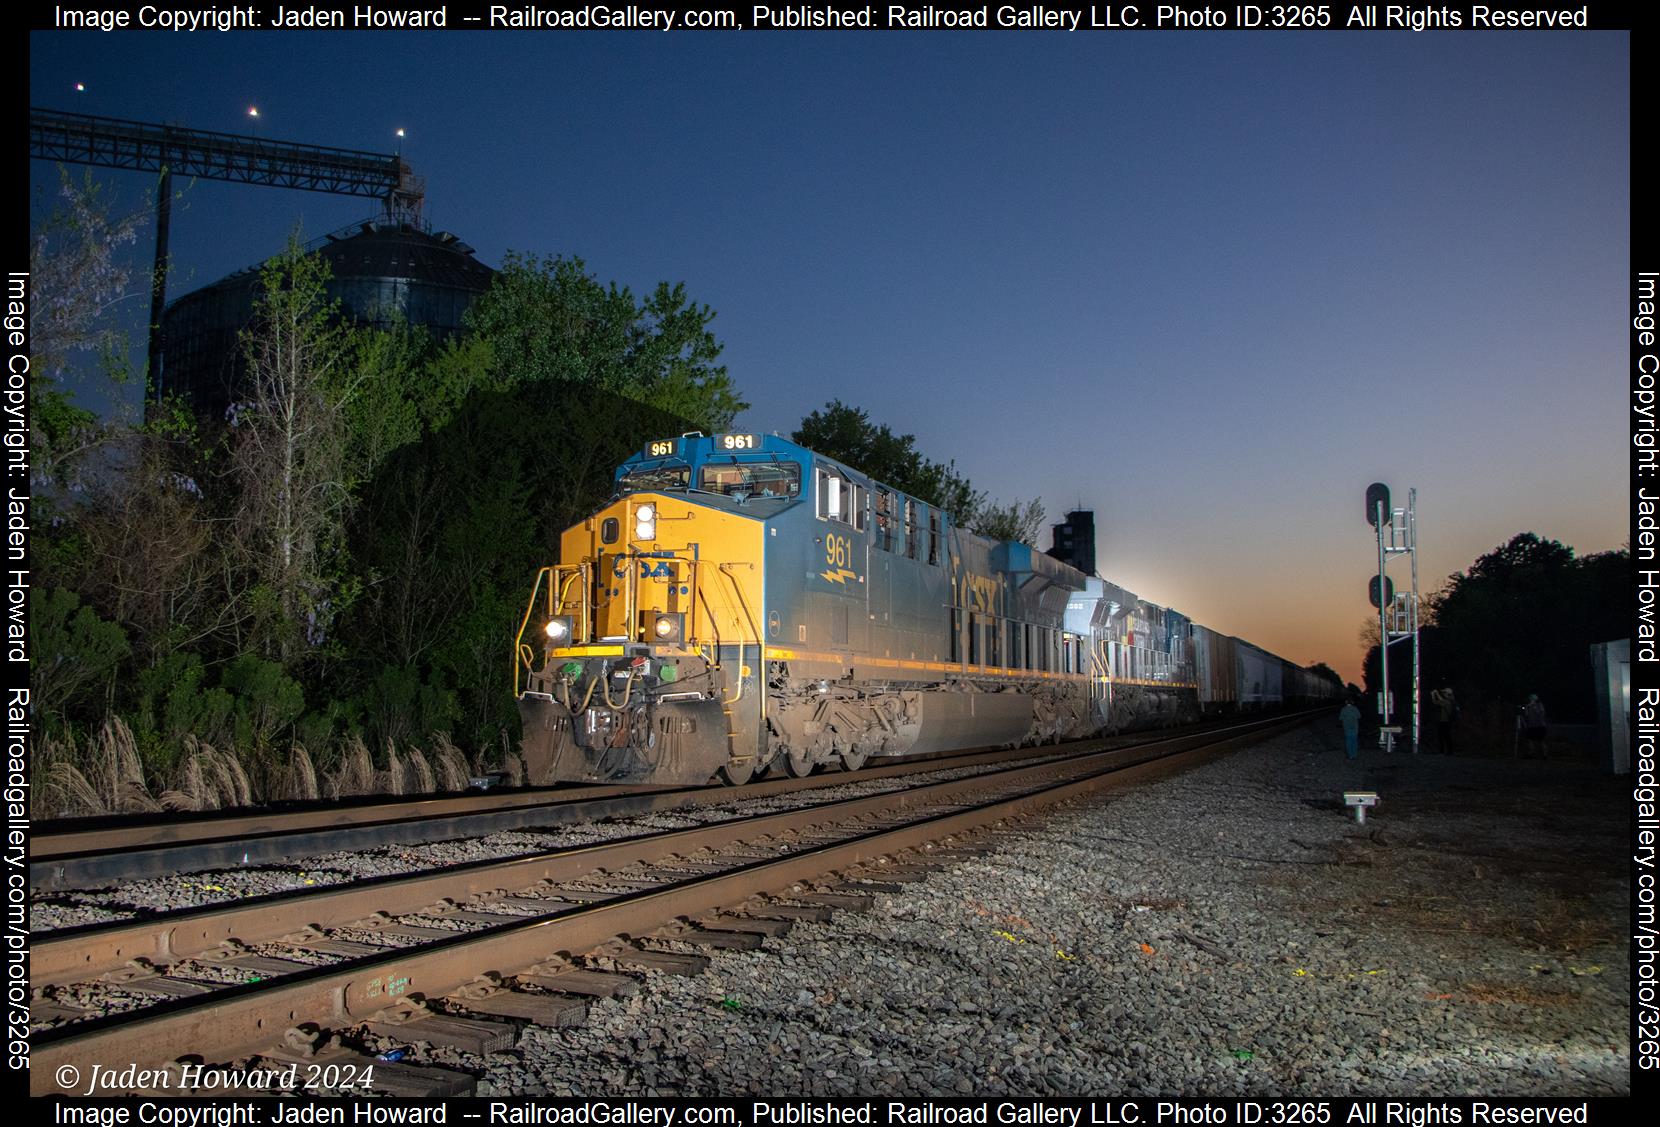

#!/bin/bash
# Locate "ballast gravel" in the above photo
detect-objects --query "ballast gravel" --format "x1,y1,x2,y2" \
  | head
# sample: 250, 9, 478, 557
31, 755, 1078, 931
460, 726, 1628, 1098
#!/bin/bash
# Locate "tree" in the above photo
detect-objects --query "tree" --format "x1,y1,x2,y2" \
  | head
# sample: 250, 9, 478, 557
793, 400, 983, 525
464, 253, 746, 432
971, 498, 1046, 544
30, 587, 130, 730
1306, 662, 1343, 688
1422, 532, 1629, 721
28, 170, 149, 495
227, 238, 357, 669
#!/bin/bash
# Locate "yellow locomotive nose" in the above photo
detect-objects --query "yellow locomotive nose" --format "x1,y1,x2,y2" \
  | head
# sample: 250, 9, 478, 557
514, 486, 768, 786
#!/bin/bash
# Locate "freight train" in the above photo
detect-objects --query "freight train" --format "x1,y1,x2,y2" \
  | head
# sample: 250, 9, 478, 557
514, 432, 1340, 786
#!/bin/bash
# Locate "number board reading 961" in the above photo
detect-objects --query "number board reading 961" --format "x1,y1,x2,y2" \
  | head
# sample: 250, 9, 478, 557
644, 439, 677, 458
718, 434, 758, 450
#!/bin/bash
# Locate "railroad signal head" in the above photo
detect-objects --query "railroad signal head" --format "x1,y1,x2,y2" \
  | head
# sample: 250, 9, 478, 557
1365, 482, 1391, 526
1368, 574, 1395, 609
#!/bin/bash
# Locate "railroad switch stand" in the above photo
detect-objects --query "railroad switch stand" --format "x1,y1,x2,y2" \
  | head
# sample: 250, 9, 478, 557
1343, 791, 1380, 824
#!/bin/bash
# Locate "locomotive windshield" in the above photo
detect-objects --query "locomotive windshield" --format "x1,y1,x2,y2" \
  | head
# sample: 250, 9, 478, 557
698, 460, 801, 498
617, 464, 690, 493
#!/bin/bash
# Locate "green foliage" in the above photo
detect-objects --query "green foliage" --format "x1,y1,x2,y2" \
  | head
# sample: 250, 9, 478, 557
219, 653, 307, 751
128, 651, 304, 770
355, 665, 460, 751
229, 237, 359, 669
465, 253, 746, 432
793, 400, 983, 525
30, 587, 130, 727
35, 204, 754, 780
133, 652, 232, 772
1376, 532, 1632, 722
972, 498, 1046, 545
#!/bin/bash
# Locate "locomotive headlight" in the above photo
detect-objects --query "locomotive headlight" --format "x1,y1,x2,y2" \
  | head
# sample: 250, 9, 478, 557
640, 611, 684, 643
543, 615, 574, 643
634, 502, 656, 541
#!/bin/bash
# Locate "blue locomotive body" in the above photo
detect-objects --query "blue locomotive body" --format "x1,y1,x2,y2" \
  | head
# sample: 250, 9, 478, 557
515, 433, 1339, 785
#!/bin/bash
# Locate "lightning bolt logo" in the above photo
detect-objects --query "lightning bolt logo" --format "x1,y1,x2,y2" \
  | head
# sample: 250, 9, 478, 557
820, 567, 857, 584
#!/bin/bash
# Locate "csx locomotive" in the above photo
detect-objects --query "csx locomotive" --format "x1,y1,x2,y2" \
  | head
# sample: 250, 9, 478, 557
514, 432, 1337, 786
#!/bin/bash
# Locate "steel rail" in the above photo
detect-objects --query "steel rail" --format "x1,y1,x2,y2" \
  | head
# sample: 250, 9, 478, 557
31, 746, 1078, 889
35, 719, 1279, 889
32, 717, 1294, 986
29, 712, 1307, 1095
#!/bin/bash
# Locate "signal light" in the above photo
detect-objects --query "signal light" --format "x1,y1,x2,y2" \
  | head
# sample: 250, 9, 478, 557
1368, 575, 1394, 609
1365, 482, 1391, 526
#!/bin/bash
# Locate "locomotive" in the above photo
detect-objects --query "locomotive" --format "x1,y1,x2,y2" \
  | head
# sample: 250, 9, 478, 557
514, 432, 1338, 787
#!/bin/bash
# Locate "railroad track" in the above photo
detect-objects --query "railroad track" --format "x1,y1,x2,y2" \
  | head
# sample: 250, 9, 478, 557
33, 743, 1099, 891
29, 711, 1315, 1097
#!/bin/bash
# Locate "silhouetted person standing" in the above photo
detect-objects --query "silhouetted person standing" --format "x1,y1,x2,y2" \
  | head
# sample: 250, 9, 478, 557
1431, 686, 1458, 754
1521, 693, 1548, 759
1340, 699, 1361, 760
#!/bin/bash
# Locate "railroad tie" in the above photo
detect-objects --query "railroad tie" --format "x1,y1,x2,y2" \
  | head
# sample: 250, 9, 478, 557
279, 927, 387, 959
786, 890, 875, 911
98, 960, 216, 998
515, 967, 640, 998
856, 869, 931, 883
362, 1001, 516, 1055
656, 927, 765, 952
741, 902, 835, 923
605, 946, 710, 976
261, 1028, 475, 1097
448, 973, 589, 1027
696, 913, 795, 937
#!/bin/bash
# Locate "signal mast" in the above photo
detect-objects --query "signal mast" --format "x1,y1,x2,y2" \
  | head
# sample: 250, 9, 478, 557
1366, 483, 1420, 753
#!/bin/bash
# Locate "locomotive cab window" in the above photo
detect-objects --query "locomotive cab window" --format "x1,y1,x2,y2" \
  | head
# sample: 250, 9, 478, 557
700, 460, 801, 498
815, 467, 865, 528
618, 464, 690, 494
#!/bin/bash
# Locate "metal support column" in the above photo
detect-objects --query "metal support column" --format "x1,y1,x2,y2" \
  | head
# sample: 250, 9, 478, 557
147, 166, 171, 394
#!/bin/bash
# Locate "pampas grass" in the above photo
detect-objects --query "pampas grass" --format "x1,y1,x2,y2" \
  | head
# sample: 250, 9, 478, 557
37, 710, 513, 819
160, 737, 253, 811
92, 718, 162, 814
380, 740, 407, 796
330, 734, 376, 798
404, 747, 435, 793
275, 743, 320, 802
431, 732, 470, 792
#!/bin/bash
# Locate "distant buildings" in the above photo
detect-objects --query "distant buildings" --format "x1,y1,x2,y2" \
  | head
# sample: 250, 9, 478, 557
1047, 509, 1096, 576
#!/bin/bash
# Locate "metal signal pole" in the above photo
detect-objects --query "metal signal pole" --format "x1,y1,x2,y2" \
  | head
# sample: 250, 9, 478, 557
1366, 483, 1421, 753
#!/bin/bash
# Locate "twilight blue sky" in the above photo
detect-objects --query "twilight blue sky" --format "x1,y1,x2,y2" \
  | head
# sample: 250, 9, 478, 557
27, 28, 1631, 683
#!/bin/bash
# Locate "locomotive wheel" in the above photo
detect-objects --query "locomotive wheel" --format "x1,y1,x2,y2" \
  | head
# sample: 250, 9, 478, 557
839, 744, 868, 772
717, 758, 756, 786
782, 743, 816, 778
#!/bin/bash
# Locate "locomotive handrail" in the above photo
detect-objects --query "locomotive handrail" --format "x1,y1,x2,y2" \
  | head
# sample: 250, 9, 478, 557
715, 563, 767, 722
555, 566, 586, 642
513, 565, 553, 697
614, 549, 703, 646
